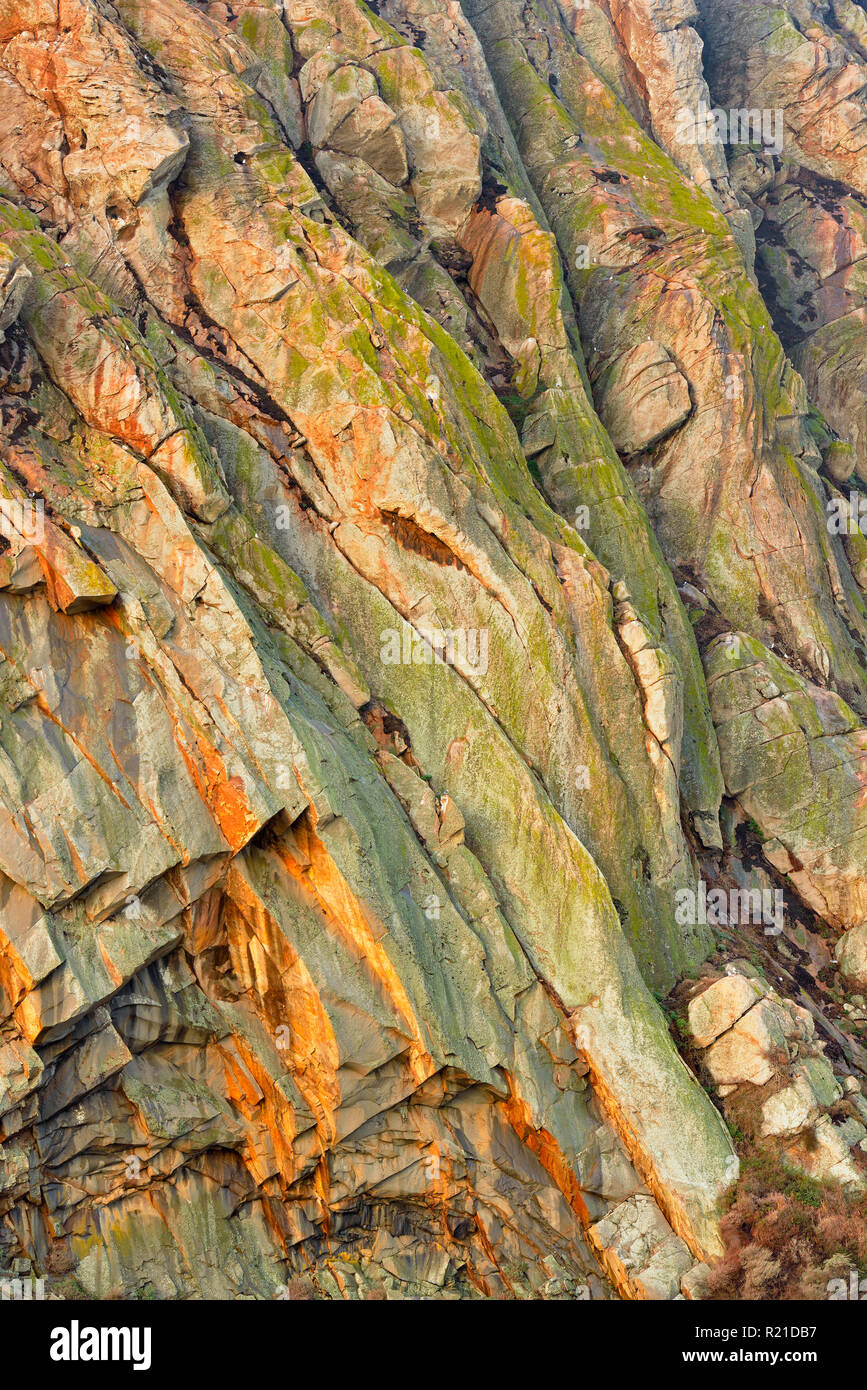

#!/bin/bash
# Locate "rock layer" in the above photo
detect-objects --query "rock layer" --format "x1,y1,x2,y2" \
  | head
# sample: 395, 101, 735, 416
0, 0, 867, 1300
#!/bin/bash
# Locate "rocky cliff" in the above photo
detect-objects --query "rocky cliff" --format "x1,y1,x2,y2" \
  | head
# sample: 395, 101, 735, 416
2, 0, 867, 1301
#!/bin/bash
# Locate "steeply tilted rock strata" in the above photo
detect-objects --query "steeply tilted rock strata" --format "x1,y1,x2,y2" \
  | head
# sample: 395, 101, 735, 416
1, 0, 867, 1301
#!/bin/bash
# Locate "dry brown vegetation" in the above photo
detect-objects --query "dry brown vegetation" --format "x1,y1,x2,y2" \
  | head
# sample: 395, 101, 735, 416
706, 1144, 867, 1299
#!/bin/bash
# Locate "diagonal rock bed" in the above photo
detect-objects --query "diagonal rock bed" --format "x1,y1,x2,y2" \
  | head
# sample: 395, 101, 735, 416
1, 0, 867, 1300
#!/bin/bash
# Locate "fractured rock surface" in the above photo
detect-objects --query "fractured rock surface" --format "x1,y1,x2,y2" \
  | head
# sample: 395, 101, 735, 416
685, 964, 867, 1192
0, 0, 866, 1300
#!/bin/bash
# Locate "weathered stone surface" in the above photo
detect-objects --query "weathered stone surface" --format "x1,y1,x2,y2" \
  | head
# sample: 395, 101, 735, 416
790, 1114, 866, 1189
594, 341, 692, 456
704, 632, 867, 931
702, 999, 791, 1088
836, 922, 867, 990
687, 974, 768, 1050
698, 0, 867, 486
760, 1070, 823, 1140
686, 965, 865, 1188
2, 0, 867, 1303
0, 246, 29, 341
590, 1193, 695, 1301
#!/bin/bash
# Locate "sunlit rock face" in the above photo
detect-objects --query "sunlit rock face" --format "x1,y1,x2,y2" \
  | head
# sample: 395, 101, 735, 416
0, 0, 866, 1301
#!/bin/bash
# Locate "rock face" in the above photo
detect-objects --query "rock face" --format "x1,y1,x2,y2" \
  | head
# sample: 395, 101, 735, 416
698, 0, 867, 482
704, 632, 867, 933
0, 0, 866, 1301
684, 964, 867, 1191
